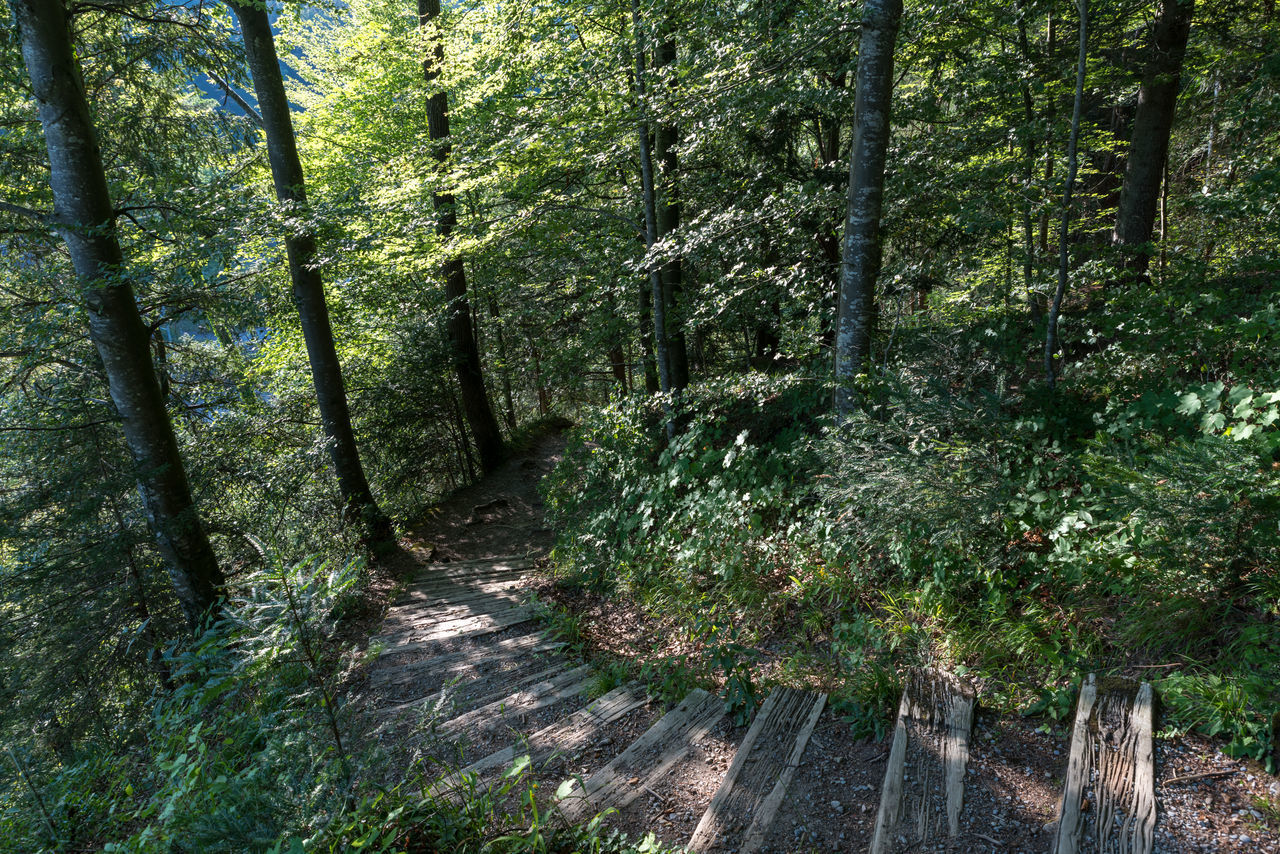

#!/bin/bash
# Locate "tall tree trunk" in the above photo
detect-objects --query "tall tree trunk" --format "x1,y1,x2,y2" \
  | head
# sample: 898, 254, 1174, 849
12, 0, 224, 629
231, 3, 392, 542
450, 392, 477, 483
486, 297, 518, 432
608, 345, 628, 390
418, 0, 505, 473
653, 33, 689, 390
639, 275, 659, 392
1111, 0, 1194, 281
632, 0, 675, 438
834, 0, 902, 414
1014, 0, 1038, 303
1046, 0, 1089, 389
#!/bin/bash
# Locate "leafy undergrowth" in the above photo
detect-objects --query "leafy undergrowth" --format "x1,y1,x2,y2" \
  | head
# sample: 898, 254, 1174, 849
543, 289, 1280, 771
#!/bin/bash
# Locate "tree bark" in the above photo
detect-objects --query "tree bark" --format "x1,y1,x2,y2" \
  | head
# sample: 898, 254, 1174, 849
1112, 0, 1193, 281
11, 0, 224, 629
632, 0, 675, 438
1046, 0, 1089, 389
653, 33, 689, 391
230, 2, 392, 542
1014, 0, 1039, 304
639, 274, 659, 392
486, 297, 518, 432
834, 0, 902, 414
419, 0, 506, 474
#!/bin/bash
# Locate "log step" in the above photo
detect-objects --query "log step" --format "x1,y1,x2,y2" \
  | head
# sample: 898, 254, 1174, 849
371, 631, 562, 687
687, 687, 826, 853
1051, 674, 1157, 854
438, 663, 595, 742
411, 556, 538, 584
373, 604, 537, 651
376, 661, 570, 718
429, 682, 650, 797
381, 589, 531, 629
556, 687, 726, 824
391, 577, 529, 609
405, 569, 535, 598
870, 668, 977, 854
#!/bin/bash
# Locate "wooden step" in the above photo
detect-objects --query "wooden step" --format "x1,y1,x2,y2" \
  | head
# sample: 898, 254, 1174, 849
374, 615, 539, 657
376, 661, 570, 717
373, 604, 538, 649
1051, 674, 1156, 854
429, 683, 650, 797
438, 663, 595, 741
371, 631, 562, 687
391, 577, 529, 609
869, 668, 977, 854
687, 687, 826, 853
556, 687, 726, 824
381, 590, 531, 629
412, 556, 538, 583
406, 569, 535, 596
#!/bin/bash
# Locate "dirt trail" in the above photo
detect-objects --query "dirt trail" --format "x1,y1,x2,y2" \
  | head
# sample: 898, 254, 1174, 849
398, 431, 565, 563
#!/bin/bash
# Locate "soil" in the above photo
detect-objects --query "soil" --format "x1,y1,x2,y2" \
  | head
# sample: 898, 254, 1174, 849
357, 426, 1280, 852
610, 716, 748, 847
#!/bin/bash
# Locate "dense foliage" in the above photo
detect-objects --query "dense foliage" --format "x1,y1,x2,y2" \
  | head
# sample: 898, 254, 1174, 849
548, 273, 1280, 765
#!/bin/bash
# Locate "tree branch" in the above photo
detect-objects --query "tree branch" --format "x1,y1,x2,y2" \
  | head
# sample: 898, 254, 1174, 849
206, 70, 265, 128
0, 200, 52, 223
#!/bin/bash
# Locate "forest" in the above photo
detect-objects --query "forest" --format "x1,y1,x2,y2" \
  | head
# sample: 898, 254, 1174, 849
1, 0, 1278, 850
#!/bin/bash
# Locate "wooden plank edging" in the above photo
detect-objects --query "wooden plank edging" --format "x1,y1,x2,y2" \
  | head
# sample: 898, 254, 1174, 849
1051, 674, 1157, 854
869, 668, 977, 854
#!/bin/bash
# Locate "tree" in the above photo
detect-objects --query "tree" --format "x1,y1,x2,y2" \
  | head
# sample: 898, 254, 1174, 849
653, 28, 690, 391
418, 0, 506, 474
1046, 0, 1089, 388
229, 1, 393, 540
632, 0, 675, 437
9, 0, 225, 629
834, 0, 902, 413
1112, 0, 1194, 280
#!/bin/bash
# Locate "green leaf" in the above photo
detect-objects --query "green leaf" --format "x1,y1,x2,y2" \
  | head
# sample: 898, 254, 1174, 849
504, 753, 531, 779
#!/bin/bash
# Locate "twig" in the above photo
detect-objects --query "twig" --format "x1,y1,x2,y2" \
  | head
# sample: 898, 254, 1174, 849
1163, 769, 1237, 786
6, 747, 56, 842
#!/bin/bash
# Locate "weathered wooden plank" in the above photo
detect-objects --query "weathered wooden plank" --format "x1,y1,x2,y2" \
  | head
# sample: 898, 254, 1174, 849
372, 604, 537, 647
869, 668, 977, 854
415, 553, 539, 569
1052, 675, 1157, 854
687, 687, 826, 853
374, 611, 538, 657
391, 578, 529, 609
412, 556, 539, 583
556, 688, 726, 824
381, 590, 531, 628
370, 632, 560, 686
428, 683, 650, 797
375, 661, 570, 717
406, 568, 534, 594
438, 663, 595, 740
